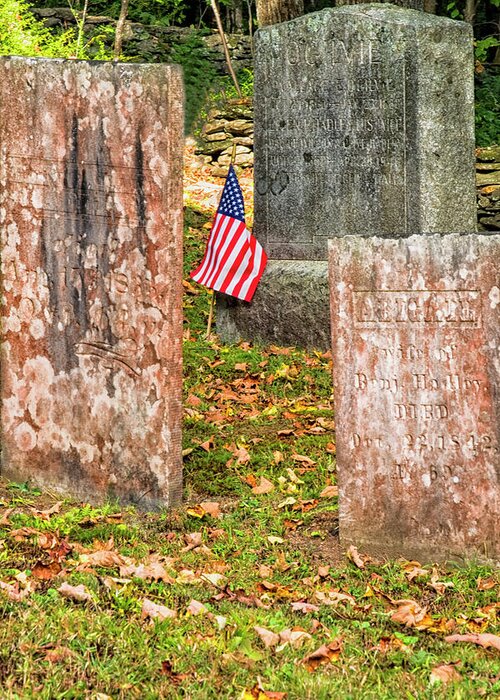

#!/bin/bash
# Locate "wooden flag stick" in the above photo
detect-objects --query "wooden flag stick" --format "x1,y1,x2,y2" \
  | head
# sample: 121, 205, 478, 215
206, 143, 238, 340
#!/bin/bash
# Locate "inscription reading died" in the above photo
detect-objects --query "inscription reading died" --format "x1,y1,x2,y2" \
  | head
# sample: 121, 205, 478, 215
329, 234, 500, 562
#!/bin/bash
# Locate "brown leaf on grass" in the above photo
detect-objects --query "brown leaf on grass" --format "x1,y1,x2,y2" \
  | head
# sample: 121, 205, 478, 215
390, 600, 433, 629
428, 569, 454, 595
273, 450, 284, 464
0, 507, 15, 525
290, 601, 320, 614
319, 485, 338, 498
182, 532, 203, 551
187, 599, 208, 616
259, 564, 274, 579
43, 645, 76, 663
477, 577, 498, 591
201, 572, 226, 588
369, 636, 411, 654
430, 663, 462, 685
301, 640, 342, 672
57, 582, 92, 602
278, 628, 312, 649
347, 545, 365, 569
254, 626, 280, 648
318, 566, 329, 578
242, 684, 287, 700
252, 477, 275, 495
141, 598, 177, 621
79, 550, 125, 568
291, 453, 316, 466
120, 558, 175, 584
200, 501, 222, 519
31, 501, 63, 520
445, 633, 500, 652
199, 436, 214, 451
314, 590, 355, 607
0, 580, 29, 602
160, 660, 189, 684
32, 560, 62, 580
402, 561, 428, 581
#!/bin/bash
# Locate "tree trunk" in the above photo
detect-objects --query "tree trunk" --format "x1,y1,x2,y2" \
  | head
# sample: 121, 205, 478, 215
423, 0, 437, 13
256, 0, 304, 27
114, 0, 130, 59
463, 0, 478, 25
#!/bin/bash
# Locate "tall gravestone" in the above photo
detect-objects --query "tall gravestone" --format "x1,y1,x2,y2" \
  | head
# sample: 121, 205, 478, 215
329, 234, 500, 563
0, 57, 184, 509
217, 5, 477, 348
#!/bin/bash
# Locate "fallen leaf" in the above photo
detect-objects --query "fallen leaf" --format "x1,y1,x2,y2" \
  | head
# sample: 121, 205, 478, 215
32, 560, 62, 580
200, 501, 222, 518
79, 550, 125, 568
445, 633, 500, 652
57, 582, 92, 602
252, 477, 275, 495
43, 646, 76, 663
259, 565, 274, 579
291, 454, 316, 466
403, 561, 428, 581
267, 536, 284, 545
314, 590, 355, 607
120, 559, 175, 584
160, 659, 189, 684
301, 640, 342, 671
254, 625, 280, 648
0, 580, 29, 602
141, 598, 177, 621
183, 532, 203, 551
430, 663, 462, 685
187, 599, 208, 616
477, 577, 497, 591
201, 572, 226, 587
318, 566, 329, 578
347, 545, 365, 569
277, 497, 297, 509
290, 601, 320, 614
319, 485, 338, 498
278, 627, 312, 649
428, 568, 454, 595
0, 507, 15, 525
390, 600, 433, 630
273, 450, 284, 464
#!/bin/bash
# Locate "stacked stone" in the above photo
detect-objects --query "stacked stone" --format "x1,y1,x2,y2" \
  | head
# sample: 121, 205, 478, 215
196, 98, 254, 175
32, 8, 252, 75
477, 146, 500, 231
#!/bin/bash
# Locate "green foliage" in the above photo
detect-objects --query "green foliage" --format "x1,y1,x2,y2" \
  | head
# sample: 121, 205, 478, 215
0, 0, 114, 59
475, 70, 500, 146
169, 30, 220, 132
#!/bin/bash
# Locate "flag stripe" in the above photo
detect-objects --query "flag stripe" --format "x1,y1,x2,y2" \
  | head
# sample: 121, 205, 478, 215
190, 164, 267, 302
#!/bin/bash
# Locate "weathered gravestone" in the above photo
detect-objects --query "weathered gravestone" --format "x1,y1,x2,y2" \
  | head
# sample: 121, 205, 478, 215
217, 5, 476, 349
329, 233, 500, 563
0, 57, 184, 509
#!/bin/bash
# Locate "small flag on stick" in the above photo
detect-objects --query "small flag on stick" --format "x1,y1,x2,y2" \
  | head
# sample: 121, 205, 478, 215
190, 164, 267, 302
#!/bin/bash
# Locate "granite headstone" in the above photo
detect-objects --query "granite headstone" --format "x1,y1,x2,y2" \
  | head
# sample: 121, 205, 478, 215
217, 5, 476, 348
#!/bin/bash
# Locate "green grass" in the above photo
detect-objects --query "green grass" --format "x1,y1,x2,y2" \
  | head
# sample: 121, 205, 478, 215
0, 203, 499, 699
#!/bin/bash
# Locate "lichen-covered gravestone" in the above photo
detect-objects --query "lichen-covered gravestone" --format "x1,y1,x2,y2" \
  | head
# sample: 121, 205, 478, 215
0, 57, 184, 509
329, 233, 500, 563
217, 5, 476, 349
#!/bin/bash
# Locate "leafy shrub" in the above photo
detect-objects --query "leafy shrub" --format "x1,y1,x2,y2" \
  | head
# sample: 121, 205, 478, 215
0, 0, 113, 59
475, 69, 500, 147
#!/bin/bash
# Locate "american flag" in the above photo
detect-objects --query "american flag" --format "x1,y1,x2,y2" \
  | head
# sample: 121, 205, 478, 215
190, 165, 267, 302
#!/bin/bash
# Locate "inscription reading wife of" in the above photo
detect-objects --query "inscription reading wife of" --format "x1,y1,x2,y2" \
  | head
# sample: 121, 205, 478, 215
329, 234, 500, 563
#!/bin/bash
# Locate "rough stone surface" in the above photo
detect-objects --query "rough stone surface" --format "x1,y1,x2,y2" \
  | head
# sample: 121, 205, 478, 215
254, 6, 476, 260
329, 233, 500, 563
336, 0, 423, 9
0, 56, 184, 509
216, 260, 330, 349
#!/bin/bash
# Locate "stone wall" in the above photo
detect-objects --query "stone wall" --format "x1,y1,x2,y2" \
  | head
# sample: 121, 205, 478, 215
32, 8, 252, 74
477, 146, 500, 231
